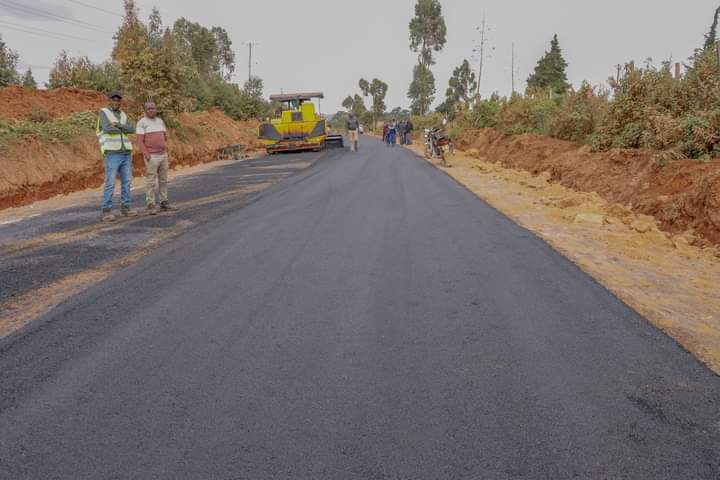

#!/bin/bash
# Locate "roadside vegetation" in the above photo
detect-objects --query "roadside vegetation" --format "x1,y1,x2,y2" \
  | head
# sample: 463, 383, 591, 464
0, 0, 270, 122
336, 2, 720, 163
0, 0, 270, 147
430, 5, 720, 161
0, 111, 95, 150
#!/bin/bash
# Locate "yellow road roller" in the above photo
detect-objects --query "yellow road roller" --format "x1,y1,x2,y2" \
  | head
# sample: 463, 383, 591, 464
258, 92, 343, 154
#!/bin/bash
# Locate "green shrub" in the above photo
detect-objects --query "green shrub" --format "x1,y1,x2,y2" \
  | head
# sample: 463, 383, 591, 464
0, 112, 95, 148
460, 95, 501, 129
30, 106, 51, 123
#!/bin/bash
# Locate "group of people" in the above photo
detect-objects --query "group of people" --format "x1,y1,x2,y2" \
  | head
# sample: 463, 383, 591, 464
382, 119, 413, 147
97, 91, 175, 222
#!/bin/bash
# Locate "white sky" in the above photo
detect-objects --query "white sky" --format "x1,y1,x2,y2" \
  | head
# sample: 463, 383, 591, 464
1, 1, 718, 112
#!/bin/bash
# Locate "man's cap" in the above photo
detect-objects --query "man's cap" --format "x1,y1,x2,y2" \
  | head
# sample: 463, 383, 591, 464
108, 90, 123, 99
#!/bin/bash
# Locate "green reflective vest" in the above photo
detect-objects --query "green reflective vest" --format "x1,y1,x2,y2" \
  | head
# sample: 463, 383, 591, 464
96, 108, 133, 154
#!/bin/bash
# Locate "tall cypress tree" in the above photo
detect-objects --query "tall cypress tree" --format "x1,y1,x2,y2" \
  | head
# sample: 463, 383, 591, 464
527, 34, 570, 95
704, 6, 720, 51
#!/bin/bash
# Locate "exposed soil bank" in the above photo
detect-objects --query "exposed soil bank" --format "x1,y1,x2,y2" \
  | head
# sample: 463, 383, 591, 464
455, 129, 720, 246
0, 87, 260, 210
0, 86, 108, 120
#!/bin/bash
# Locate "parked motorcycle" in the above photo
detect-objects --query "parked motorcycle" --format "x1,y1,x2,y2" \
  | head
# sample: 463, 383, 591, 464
424, 127, 453, 166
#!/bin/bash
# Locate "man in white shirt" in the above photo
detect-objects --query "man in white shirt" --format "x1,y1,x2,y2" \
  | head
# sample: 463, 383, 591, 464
136, 102, 176, 214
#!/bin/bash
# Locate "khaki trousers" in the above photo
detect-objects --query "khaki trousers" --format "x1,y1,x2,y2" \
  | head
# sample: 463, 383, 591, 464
348, 130, 359, 151
144, 153, 169, 206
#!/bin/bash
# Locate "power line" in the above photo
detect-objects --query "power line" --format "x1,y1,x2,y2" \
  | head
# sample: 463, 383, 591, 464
1, 0, 103, 28
0, 22, 92, 42
18, 62, 53, 70
63, 0, 123, 18
0, 0, 106, 33
0, 19, 92, 41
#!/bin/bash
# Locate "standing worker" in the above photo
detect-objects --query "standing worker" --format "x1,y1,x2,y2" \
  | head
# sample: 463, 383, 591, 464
136, 102, 176, 214
97, 91, 136, 221
405, 118, 414, 145
399, 119, 407, 145
346, 113, 360, 152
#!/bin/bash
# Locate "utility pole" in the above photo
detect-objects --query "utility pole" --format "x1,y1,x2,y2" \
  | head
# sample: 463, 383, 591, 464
472, 14, 495, 102
511, 42, 515, 94
474, 14, 487, 100
243, 41, 259, 83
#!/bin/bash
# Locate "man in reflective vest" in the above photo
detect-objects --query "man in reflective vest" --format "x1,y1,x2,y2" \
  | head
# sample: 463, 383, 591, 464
97, 91, 137, 221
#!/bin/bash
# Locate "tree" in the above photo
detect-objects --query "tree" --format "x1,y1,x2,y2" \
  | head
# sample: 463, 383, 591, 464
148, 7, 163, 45
408, 63, 435, 115
173, 18, 220, 78
0, 34, 19, 87
408, 0, 445, 115
704, 6, 720, 51
212, 26, 235, 80
21, 67, 37, 89
527, 34, 570, 96
359, 77, 388, 132
342, 94, 366, 118
443, 59, 477, 117
236, 76, 268, 118
47, 50, 121, 92
409, 0, 447, 67
243, 75, 263, 98
113, 2, 188, 112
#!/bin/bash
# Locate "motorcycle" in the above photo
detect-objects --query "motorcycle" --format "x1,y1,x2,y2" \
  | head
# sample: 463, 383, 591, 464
424, 127, 453, 166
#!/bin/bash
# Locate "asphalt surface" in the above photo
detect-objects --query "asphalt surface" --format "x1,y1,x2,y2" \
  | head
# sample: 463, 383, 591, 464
0, 153, 319, 305
0, 137, 719, 479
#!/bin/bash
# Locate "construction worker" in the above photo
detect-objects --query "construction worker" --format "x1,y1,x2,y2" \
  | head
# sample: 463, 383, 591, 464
405, 119, 414, 145
97, 91, 136, 221
136, 101, 176, 214
346, 113, 360, 152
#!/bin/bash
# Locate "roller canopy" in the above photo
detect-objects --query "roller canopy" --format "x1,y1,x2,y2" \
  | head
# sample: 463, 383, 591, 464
269, 92, 324, 102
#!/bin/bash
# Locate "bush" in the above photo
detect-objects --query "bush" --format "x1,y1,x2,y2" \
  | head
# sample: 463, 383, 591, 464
30, 106, 51, 123
460, 95, 501, 129
0, 112, 95, 148
47, 52, 121, 92
549, 83, 607, 142
591, 53, 720, 158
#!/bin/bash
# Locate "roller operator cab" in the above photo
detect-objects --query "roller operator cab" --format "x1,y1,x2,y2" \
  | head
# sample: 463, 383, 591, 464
258, 92, 343, 154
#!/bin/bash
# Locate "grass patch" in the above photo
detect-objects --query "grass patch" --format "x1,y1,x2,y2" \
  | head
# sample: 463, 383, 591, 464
0, 112, 96, 149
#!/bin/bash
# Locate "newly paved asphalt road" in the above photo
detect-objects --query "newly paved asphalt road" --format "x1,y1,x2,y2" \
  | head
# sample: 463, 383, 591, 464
1, 137, 719, 479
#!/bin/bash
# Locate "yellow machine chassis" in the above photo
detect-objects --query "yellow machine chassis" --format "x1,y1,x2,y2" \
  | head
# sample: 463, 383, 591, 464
258, 92, 341, 154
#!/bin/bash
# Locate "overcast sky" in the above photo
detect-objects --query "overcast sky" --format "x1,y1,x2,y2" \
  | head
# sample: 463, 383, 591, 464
1, 0, 718, 112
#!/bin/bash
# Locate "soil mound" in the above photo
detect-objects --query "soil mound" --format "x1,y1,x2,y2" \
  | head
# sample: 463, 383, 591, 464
455, 129, 720, 245
0, 86, 107, 120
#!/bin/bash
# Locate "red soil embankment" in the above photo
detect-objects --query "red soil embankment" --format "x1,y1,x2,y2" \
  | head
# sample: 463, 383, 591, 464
0, 87, 261, 210
455, 129, 720, 245
0, 86, 108, 120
